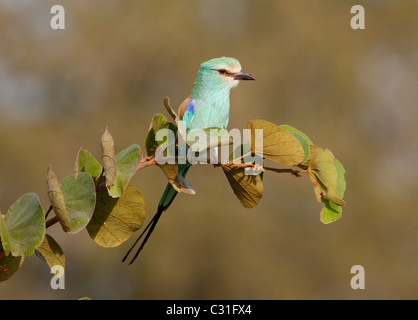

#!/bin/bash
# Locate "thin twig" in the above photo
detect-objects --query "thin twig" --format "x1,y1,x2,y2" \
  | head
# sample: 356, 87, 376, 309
45, 205, 53, 219
262, 166, 303, 177
136, 152, 304, 178
0, 250, 5, 260
228, 151, 253, 165
136, 157, 158, 172
95, 181, 107, 192
95, 168, 105, 189
213, 161, 304, 177
45, 216, 59, 229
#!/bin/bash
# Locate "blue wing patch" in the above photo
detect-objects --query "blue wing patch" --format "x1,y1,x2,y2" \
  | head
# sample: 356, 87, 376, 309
182, 99, 195, 130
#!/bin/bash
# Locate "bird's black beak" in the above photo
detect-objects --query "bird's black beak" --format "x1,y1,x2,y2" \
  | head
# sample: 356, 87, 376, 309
234, 70, 256, 81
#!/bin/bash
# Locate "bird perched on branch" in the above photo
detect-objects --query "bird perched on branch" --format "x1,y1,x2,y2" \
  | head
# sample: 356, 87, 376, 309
123, 57, 255, 264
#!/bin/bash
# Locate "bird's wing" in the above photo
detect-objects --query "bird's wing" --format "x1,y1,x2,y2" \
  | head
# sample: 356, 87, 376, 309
225, 113, 229, 129
178, 96, 194, 130
178, 96, 192, 120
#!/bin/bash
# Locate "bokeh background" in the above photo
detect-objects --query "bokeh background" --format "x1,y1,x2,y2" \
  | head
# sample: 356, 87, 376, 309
1, 0, 417, 299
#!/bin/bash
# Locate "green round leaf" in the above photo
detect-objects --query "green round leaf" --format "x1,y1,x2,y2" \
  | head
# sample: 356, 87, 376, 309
60, 172, 96, 234
320, 159, 346, 224
87, 184, 146, 248
279, 125, 313, 164
74, 148, 103, 180
308, 148, 346, 206
107, 144, 142, 198
334, 159, 347, 199
146, 113, 180, 186
146, 113, 177, 157
0, 193, 45, 256
279, 124, 314, 145
320, 199, 342, 224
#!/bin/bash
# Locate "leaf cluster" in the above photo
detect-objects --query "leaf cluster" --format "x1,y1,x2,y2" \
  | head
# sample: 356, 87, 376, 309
0, 129, 145, 281
220, 120, 346, 223
0, 98, 346, 282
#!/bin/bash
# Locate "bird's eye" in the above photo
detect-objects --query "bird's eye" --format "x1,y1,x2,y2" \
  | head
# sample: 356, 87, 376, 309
218, 69, 227, 75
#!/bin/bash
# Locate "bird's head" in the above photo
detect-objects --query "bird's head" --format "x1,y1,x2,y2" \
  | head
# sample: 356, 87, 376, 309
194, 57, 255, 93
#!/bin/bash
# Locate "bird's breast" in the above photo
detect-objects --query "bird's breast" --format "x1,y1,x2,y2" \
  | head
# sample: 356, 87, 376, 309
189, 99, 230, 130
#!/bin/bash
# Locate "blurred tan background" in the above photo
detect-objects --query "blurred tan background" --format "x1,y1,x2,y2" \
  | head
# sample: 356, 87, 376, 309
0, 0, 417, 299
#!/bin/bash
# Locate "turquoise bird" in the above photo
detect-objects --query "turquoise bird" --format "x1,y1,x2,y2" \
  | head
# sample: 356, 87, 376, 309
123, 57, 255, 264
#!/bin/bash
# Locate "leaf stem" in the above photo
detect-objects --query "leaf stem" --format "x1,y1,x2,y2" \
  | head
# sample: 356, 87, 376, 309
136, 157, 157, 172
95, 168, 105, 189
0, 250, 5, 260
45, 205, 53, 219
135, 153, 305, 179
262, 166, 303, 177
46, 216, 59, 229
94, 168, 108, 192
228, 151, 253, 165
213, 162, 304, 177
95, 181, 107, 192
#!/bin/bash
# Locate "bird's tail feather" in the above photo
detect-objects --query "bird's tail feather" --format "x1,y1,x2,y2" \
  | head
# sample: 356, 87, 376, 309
122, 164, 191, 264
122, 207, 164, 265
